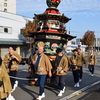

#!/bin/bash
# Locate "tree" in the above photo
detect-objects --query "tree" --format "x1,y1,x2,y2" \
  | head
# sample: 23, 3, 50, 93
21, 18, 39, 54
81, 30, 95, 50
21, 18, 38, 37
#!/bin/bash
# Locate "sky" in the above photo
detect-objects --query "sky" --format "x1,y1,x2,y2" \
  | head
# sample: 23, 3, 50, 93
16, 0, 100, 39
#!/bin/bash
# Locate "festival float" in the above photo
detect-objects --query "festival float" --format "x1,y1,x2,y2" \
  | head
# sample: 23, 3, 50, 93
27, 0, 76, 85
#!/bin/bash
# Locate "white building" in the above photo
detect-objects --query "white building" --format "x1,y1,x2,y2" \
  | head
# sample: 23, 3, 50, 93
67, 41, 86, 53
0, 11, 33, 58
76, 38, 100, 51
0, 0, 16, 14
94, 38, 100, 51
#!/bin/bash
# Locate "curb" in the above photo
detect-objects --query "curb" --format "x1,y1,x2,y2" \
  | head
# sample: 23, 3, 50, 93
60, 80, 100, 100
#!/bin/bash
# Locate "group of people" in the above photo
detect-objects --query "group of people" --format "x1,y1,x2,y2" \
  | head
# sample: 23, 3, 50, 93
28, 41, 97, 100
0, 43, 97, 100
31, 44, 68, 100
69, 48, 97, 88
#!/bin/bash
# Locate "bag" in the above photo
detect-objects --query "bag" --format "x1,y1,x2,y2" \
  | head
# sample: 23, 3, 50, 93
56, 67, 62, 74
6, 94, 15, 100
68, 67, 72, 71
70, 65, 76, 69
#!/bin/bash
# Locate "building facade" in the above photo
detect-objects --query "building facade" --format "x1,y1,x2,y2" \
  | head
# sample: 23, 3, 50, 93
76, 38, 81, 45
0, 11, 33, 58
0, 0, 16, 14
76, 38, 100, 52
94, 38, 100, 51
67, 41, 86, 53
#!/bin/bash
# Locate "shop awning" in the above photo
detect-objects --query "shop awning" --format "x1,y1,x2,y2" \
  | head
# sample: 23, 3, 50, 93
0, 38, 26, 45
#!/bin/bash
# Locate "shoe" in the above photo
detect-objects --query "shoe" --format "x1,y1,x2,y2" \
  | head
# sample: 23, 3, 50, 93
76, 82, 80, 87
58, 90, 63, 97
89, 73, 92, 75
74, 84, 77, 87
36, 96, 41, 100
79, 79, 82, 82
41, 93, 45, 98
62, 87, 65, 93
15, 80, 18, 86
36, 93, 45, 100
91, 74, 94, 76
12, 81, 18, 92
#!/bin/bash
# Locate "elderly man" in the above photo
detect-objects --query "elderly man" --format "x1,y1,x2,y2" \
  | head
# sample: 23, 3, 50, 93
32, 42, 52, 100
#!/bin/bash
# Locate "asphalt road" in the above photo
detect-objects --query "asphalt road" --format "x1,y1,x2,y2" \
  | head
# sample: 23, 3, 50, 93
11, 55, 100, 100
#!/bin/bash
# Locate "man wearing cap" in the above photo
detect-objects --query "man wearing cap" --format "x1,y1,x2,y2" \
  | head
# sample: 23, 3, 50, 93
32, 42, 52, 100
54, 48, 68, 97
77, 48, 86, 82
69, 49, 81, 87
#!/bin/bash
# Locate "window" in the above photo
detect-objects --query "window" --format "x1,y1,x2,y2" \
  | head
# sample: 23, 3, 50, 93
4, 8, 7, 12
0, 26, 3, 33
4, 3, 7, 7
4, 28, 8, 33
0, 26, 12, 34
8, 27, 12, 33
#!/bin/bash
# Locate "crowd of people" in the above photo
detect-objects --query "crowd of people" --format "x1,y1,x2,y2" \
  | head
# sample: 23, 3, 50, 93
0, 43, 97, 100
27, 42, 97, 100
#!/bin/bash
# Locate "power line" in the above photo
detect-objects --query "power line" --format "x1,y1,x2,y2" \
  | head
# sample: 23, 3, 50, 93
70, 31, 100, 34
71, 31, 84, 33
94, 31, 100, 33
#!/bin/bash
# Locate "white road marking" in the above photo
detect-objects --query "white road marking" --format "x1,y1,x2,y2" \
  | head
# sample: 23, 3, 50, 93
60, 80, 100, 100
